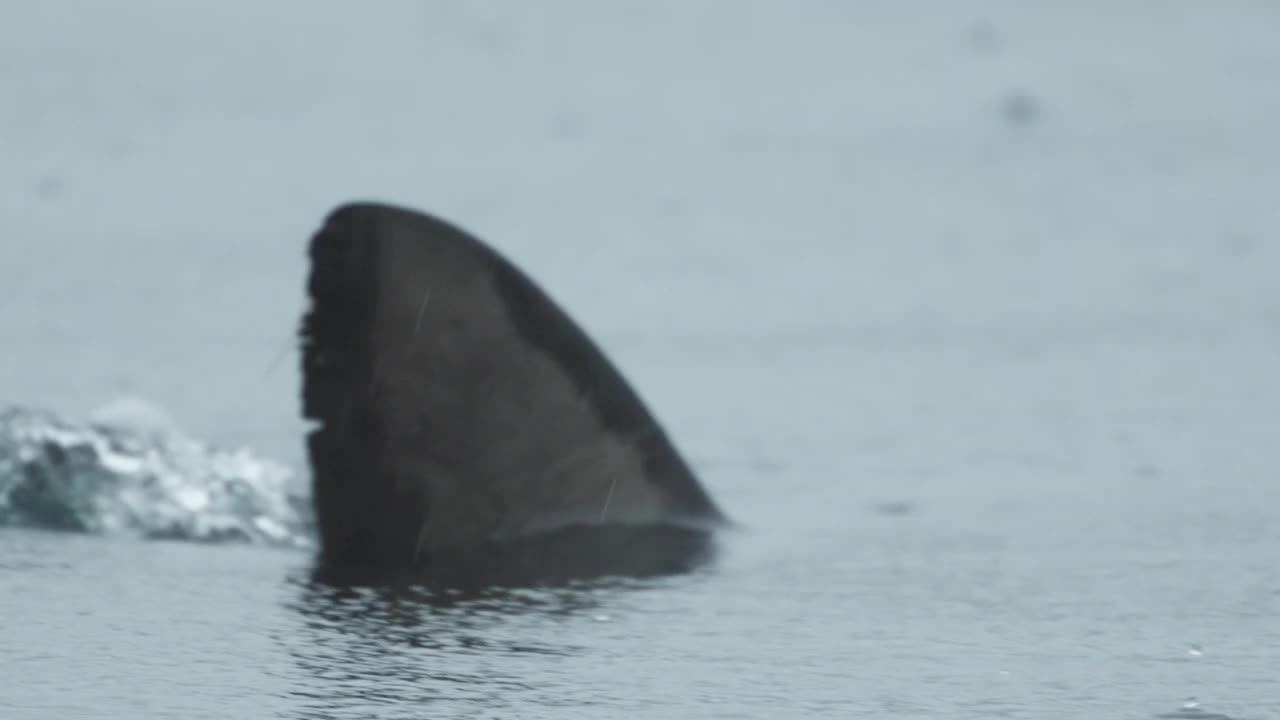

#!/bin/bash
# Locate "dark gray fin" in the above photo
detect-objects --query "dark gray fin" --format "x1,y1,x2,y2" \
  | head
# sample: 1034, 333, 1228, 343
300, 203, 725, 581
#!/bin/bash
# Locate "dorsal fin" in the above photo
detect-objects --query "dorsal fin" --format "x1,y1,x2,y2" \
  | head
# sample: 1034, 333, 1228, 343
300, 203, 724, 581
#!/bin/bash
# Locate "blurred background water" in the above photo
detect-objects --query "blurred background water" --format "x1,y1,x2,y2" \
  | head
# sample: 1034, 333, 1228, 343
2, 1, 1279, 718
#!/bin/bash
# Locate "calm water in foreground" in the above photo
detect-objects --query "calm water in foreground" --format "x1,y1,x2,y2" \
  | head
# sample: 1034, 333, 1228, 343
3, 2, 1279, 718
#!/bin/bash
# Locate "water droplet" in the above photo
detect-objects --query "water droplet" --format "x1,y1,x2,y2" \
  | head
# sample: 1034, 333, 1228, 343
1001, 90, 1041, 127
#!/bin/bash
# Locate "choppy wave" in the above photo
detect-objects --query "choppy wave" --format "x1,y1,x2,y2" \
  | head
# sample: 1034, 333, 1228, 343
0, 405, 312, 548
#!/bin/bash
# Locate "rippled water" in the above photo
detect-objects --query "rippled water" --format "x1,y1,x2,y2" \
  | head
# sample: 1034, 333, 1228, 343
3, 2, 1280, 718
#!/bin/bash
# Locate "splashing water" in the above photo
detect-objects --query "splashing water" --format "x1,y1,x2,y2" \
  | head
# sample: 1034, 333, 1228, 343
0, 405, 312, 548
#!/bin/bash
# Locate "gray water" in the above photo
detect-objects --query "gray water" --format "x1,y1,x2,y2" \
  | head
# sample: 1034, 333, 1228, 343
4, 2, 1280, 718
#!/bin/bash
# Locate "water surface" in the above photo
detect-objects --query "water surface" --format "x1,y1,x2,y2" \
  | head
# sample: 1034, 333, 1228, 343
3, 2, 1279, 718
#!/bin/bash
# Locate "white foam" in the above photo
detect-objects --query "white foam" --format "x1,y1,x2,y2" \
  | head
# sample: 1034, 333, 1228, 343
0, 405, 312, 548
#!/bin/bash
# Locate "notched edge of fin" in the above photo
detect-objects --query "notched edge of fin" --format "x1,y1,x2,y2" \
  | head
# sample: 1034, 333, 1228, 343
302, 204, 427, 568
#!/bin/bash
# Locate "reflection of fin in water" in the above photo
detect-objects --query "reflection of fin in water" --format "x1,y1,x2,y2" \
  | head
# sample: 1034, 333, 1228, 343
301, 203, 726, 584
